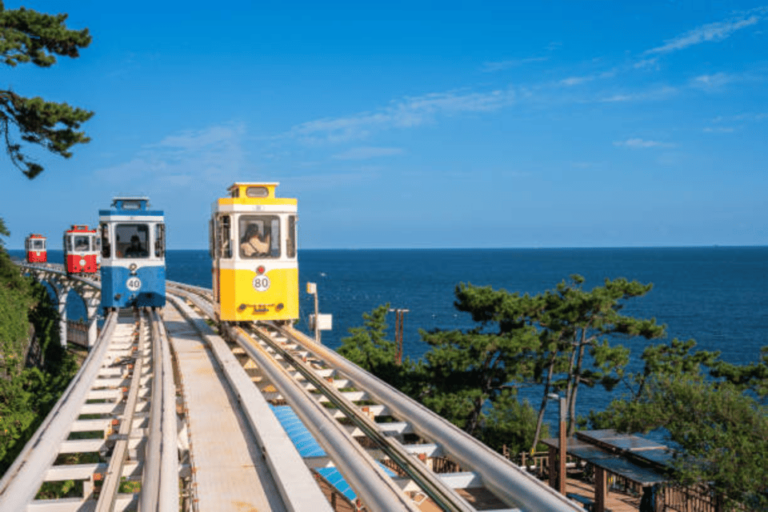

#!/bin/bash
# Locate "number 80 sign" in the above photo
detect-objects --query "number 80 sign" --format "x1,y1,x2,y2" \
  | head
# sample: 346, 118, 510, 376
252, 276, 270, 292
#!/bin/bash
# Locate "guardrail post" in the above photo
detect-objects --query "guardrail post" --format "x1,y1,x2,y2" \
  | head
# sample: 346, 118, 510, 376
57, 286, 70, 348
87, 304, 99, 347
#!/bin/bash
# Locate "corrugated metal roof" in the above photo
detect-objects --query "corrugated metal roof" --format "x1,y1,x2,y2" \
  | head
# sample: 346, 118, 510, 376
269, 405, 396, 502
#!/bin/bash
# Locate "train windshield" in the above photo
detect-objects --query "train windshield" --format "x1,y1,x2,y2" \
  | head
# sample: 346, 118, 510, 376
31, 239, 44, 250
74, 236, 90, 251
115, 224, 150, 259
239, 216, 280, 259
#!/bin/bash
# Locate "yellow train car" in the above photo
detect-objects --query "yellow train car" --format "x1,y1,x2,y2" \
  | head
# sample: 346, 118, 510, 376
210, 183, 298, 323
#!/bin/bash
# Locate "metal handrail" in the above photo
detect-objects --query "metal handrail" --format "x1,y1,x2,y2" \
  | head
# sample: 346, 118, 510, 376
281, 325, 586, 512
0, 311, 118, 509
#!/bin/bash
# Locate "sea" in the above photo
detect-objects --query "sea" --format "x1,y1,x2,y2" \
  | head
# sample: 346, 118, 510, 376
12, 246, 768, 427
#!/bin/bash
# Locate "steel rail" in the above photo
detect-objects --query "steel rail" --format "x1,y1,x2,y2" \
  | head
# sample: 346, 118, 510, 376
248, 324, 475, 512
154, 308, 180, 512
226, 324, 418, 512
139, 308, 181, 512
140, 310, 163, 511
96, 310, 147, 512
279, 324, 585, 512
169, 281, 583, 511
169, 284, 415, 511
165, 292, 333, 512
0, 311, 119, 510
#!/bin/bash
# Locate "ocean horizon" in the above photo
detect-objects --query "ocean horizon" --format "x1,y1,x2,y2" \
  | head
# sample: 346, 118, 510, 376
11, 246, 768, 427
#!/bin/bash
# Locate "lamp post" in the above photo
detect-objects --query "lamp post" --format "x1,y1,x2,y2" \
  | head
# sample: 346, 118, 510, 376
307, 282, 320, 343
307, 282, 332, 344
548, 393, 567, 495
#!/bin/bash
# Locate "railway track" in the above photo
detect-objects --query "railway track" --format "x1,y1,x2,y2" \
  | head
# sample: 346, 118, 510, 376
0, 308, 178, 511
168, 281, 583, 512
3, 265, 583, 511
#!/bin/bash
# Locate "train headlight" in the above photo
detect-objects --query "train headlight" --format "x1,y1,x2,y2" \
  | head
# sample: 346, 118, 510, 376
129, 263, 138, 271
256, 266, 265, 275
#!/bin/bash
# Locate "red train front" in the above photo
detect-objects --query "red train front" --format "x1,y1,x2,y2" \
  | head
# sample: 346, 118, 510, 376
63, 225, 100, 274
25, 234, 47, 263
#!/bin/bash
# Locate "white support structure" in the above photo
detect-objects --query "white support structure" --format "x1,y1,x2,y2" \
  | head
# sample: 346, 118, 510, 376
56, 284, 72, 348
16, 263, 102, 348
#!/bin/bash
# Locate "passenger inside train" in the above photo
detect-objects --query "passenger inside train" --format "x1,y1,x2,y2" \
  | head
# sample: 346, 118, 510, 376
124, 235, 148, 258
240, 223, 270, 257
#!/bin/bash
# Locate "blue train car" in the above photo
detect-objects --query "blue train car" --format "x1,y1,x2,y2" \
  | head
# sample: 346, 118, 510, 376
99, 197, 166, 311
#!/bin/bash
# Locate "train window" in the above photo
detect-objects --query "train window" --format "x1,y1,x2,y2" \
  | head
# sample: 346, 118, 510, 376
287, 215, 297, 259
246, 186, 269, 198
100, 224, 111, 258
155, 224, 166, 258
32, 239, 44, 250
115, 224, 149, 259
74, 236, 90, 251
65, 236, 73, 252
217, 215, 232, 259
239, 215, 280, 259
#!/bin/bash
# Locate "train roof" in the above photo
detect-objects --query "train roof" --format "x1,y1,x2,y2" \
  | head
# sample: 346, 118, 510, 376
26, 233, 46, 239
66, 224, 96, 233
100, 196, 164, 217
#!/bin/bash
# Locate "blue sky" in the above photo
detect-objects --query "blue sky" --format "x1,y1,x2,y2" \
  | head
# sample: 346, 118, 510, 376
2, 1, 766, 249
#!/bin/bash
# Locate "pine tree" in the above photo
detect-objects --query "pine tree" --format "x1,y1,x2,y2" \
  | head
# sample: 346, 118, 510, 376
1, 3, 93, 178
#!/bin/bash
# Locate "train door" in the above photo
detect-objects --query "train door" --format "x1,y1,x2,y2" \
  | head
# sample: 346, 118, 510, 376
211, 214, 232, 310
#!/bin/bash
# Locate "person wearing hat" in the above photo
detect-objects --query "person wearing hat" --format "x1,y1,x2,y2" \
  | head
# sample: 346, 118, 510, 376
240, 224, 270, 257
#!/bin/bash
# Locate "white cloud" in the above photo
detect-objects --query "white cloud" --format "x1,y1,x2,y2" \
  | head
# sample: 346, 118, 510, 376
614, 138, 676, 149
633, 58, 659, 69
599, 86, 677, 103
559, 70, 615, 87
288, 88, 517, 144
481, 57, 548, 73
646, 10, 765, 54
703, 126, 736, 133
332, 147, 404, 160
690, 72, 736, 90
93, 123, 250, 186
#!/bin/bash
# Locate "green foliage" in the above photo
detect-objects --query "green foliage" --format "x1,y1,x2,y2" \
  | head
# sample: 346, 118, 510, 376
420, 284, 541, 437
480, 391, 548, 455
589, 339, 717, 430
0, 225, 78, 475
0, 2, 93, 178
591, 339, 768, 510
621, 377, 767, 510
338, 301, 543, 454
338, 303, 425, 395
710, 346, 768, 400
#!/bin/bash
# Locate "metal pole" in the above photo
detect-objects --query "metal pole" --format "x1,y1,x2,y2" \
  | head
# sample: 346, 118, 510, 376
558, 396, 567, 495
314, 286, 320, 344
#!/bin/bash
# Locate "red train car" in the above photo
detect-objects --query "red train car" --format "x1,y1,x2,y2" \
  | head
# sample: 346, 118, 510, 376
64, 225, 100, 274
25, 234, 47, 263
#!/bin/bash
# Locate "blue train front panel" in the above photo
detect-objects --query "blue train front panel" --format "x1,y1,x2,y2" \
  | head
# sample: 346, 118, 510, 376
99, 197, 166, 310
101, 263, 166, 309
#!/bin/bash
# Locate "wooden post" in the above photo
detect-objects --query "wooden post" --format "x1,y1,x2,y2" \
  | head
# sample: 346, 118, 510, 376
548, 446, 558, 489
558, 397, 567, 495
595, 466, 607, 512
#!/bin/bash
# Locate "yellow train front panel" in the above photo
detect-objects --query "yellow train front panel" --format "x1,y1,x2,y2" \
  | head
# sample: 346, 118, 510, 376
216, 263, 298, 322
